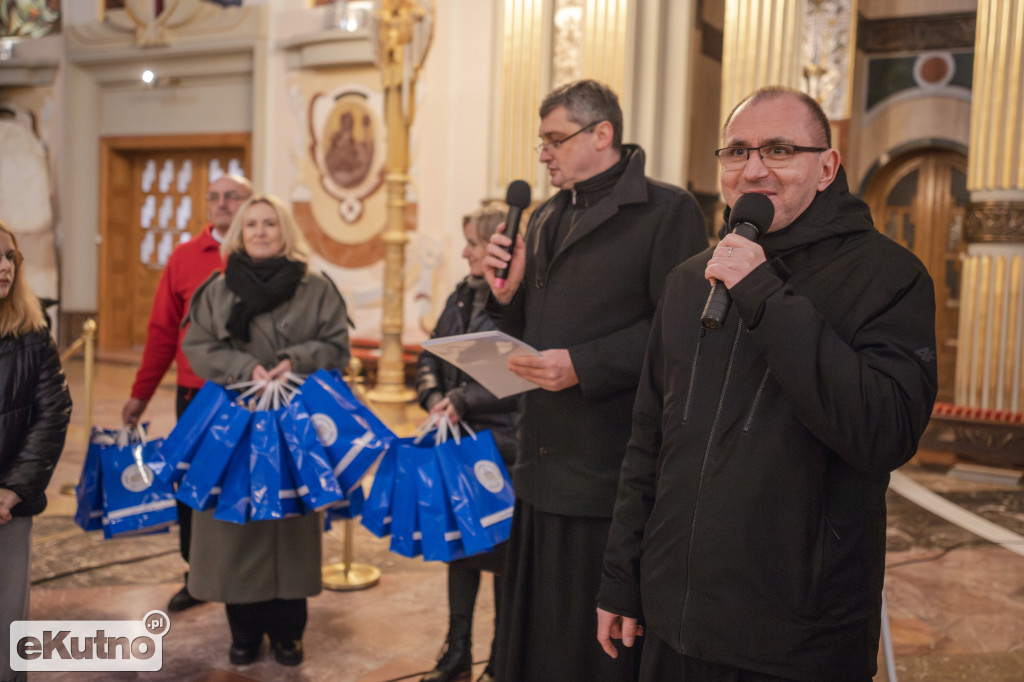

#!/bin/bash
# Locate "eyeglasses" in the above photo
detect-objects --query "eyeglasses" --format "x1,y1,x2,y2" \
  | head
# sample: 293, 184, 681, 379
1, 249, 23, 266
206, 191, 249, 202
715, 144, 828, 170
535, 121, 603, 154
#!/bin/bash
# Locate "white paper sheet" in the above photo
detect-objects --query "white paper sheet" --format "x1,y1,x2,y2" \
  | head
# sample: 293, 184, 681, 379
421, 331, 542, 399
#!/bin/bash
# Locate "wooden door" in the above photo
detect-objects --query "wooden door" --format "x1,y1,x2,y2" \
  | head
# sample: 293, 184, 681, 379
864, 149, 969, 402
99, 134, 250, 352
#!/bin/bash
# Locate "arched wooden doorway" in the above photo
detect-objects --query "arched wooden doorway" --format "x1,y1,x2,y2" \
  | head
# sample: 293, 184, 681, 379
863, 148, 969, 402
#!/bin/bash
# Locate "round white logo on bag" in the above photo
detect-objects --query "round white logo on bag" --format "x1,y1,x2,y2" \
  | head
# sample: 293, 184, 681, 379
121, 464, 154, 493
474, 461, 505, 494
311, 413, 338, 447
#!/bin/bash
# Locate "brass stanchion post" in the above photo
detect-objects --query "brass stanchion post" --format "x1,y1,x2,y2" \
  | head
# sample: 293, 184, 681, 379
83, 319, 97, 448
322, 518, 382, 591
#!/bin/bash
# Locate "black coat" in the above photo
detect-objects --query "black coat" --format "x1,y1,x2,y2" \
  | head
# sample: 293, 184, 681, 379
416, 277, 518, 465
598, 168, 938, 680
489, 145, 708, 517
0, 330, 72, 517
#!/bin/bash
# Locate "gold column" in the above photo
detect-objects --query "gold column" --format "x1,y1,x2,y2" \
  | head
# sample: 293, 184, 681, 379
957, 0, 1024, 411
498, 0, 545, 190
368, 0, 432, 404
720, 0, 804, 126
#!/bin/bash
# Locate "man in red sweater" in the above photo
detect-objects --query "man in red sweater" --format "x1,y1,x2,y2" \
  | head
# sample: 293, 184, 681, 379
122, 173, 252, 612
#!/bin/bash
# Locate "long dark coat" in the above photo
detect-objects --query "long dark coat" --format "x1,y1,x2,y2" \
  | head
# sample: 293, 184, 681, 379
489, 144, 708, 518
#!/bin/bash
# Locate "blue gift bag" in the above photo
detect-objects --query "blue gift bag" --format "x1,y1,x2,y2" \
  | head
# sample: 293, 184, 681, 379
361, 445, 395, 537
326, 483, 365, 520
214, 429, 252, 524
435, 429, 515, 555
279, 399, 345, 512
389, 439, 423, 558
176, 401, 251, 511
100, 431, 177, 537
74, 428, 117, 531
300, 370, 395, 494
153, 382, 230, 485
416, 449, 466, 562
250, 408, 303, 521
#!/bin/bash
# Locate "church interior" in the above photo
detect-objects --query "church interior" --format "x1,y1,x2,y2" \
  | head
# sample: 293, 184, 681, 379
2, 0, 1023, 680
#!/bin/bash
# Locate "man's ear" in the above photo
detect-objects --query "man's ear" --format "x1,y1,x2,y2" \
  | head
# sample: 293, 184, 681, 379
816, 148, 841, 190
592, 120, 615, 152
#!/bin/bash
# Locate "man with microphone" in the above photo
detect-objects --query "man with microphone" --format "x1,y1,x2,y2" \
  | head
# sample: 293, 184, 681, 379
596, 87, 938, 680
483, 79, 707, 681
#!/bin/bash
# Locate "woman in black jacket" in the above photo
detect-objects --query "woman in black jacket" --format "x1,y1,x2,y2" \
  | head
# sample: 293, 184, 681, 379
415, 206, 518, 682
0, 219, 72, 682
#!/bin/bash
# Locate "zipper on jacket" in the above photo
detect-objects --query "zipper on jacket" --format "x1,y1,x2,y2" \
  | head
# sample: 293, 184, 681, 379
682, 327, 706, 422
742, 368, 771, 432
680, 320, 744, 644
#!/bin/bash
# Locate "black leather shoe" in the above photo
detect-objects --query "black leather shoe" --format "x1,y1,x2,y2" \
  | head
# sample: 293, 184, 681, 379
167, 585, 205, 612
420, 637, 472, 682
229, 642, 260, 665
272, 639, 304, 666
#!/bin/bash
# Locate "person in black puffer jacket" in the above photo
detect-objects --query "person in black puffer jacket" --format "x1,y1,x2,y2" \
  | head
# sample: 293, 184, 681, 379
415, 206, 519, 682
0, 218, 72, 682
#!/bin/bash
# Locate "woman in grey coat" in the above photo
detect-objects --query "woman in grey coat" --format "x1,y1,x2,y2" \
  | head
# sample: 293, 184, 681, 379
182, 194, 350, 668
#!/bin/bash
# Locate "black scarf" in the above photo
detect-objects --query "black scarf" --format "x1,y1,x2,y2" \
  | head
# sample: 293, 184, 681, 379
224, 252, 305, 342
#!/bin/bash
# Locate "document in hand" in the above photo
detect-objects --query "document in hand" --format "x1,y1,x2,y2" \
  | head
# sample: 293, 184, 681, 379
421, 330, 542, 399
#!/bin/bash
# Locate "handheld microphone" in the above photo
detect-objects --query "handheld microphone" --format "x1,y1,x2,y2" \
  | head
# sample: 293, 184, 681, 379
494, 180, 532, 289
700, 193, 774, 330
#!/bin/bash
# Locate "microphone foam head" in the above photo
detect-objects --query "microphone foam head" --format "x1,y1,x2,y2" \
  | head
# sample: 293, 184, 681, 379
506, 180, 532, 208
729, 193, 775, 235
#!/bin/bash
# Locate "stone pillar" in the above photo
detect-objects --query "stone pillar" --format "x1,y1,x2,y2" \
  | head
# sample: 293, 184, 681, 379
956, 0, 1024, 411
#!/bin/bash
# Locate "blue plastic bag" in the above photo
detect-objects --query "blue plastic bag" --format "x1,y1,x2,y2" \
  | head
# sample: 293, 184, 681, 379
279, 399, 345, 512
74, 427, 117, 531
389, 439, 423, 558
249, 408, 297, 521
153, 382, 231, 485
100, 431, 177, 537
214, 429, 252, 524
361, 446, 395, 537
325, 484, 365, 520
435, 429, 515, 555
300, 369, 395, 494
416, 449, 466, 562
176, 401, 251, 511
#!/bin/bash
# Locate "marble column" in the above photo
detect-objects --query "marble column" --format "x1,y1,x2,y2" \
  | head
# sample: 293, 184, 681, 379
956, 0, 1024, 411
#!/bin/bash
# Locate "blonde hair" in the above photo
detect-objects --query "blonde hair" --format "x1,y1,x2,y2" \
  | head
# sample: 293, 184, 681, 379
0, 219, 47, 337
221, 194, 311, 263
464, 205, 507, 242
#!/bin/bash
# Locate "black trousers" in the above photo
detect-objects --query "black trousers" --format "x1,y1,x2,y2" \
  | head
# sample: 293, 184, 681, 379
225, 599, 308, 646
175, 386, 198, 564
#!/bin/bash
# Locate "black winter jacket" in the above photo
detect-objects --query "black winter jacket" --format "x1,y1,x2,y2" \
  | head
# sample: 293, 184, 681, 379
598, 168, 938, 680
0, 330, 72, 517
416, 276, 518, 465
489, 145, 708, 517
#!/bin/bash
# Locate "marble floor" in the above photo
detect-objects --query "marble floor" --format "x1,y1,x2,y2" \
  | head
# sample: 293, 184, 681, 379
19, 356, 1024, 681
